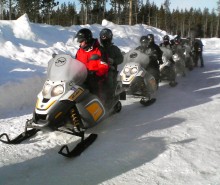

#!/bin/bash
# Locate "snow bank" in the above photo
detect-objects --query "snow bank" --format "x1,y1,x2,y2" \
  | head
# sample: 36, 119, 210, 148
1, 14, 219, 119
0, 76, 45, 118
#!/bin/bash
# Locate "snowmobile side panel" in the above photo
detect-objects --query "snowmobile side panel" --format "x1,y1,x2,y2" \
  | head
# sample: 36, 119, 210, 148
85, 100, 105, 122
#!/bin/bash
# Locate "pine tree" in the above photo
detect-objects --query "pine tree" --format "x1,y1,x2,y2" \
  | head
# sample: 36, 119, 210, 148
216, 0, 220, 37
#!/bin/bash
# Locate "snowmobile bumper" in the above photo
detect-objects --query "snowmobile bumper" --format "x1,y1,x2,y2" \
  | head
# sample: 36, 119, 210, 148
26, 118, 49, 129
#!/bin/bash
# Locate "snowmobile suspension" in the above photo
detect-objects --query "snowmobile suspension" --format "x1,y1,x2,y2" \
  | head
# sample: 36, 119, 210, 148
57, 106, 98, 158
70, 107, 81, 132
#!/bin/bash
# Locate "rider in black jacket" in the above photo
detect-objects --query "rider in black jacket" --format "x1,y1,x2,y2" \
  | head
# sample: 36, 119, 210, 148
99, 28, 124, 107
191, 38, 204, 67
136, 34, 163, 85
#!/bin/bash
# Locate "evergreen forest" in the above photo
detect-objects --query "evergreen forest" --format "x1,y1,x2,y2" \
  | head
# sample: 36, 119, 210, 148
1, 0, 220, 38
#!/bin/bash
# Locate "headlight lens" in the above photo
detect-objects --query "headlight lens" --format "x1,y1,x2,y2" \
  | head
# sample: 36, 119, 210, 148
51, 85, 64, 97
124, 67, 130, 73
42, 83, 51, 96
173, 55, 179, 60
131, 67, 138, 74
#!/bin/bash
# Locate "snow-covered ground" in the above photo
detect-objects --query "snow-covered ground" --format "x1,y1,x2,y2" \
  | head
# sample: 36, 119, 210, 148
0, 14, 220, 185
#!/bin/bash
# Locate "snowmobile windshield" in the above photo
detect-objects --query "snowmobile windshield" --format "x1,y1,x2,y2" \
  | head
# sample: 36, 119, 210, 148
47, 54, 87, 85
160, 46, 173, 60
123, 49, 150, 69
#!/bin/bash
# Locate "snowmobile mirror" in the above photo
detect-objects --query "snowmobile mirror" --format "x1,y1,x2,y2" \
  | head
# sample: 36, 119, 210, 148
89, 54, 100, 60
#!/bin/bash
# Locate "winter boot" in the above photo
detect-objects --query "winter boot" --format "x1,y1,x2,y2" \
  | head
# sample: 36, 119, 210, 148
140, 97, 156, 106
169, 81, 178, 87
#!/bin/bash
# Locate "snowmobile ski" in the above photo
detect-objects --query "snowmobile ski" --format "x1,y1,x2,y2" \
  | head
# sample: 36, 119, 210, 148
0, 128, 39, 144
140, 98, 156, 106
169, 81, 178, 87
58, 133, 98, 157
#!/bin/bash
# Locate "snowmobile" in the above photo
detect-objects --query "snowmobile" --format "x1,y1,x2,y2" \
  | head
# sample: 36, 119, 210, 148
159, 46, 177, 87
172, 43, 187, 77
183, 43, 194, 71
120, 49, 157, 106
172, 52, 186, 77
0, 54, 125, 158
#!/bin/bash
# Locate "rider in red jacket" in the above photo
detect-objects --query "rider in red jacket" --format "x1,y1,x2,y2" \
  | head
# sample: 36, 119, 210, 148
75, 28, 109, 99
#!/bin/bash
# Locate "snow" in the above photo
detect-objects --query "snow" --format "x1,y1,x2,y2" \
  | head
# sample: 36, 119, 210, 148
0, 14, 220, 185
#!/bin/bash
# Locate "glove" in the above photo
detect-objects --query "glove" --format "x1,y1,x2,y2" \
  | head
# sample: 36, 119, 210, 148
88, 71, 104, 82
88, 70, 97, 76
110, 66, 116, 70
159, 59, 163, 65
108, 58, 114, 65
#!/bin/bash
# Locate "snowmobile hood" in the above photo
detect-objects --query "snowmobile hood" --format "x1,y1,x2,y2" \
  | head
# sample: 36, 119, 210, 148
47, 54, 88, 85
123, 49, 150, 69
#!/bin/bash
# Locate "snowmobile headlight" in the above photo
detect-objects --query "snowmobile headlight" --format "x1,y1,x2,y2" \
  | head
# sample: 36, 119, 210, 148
131, 67, 138, 74
173, 55, 179, 61
42, 83, 52, 96
51, 85, 64, 97
124, 67, 130, 73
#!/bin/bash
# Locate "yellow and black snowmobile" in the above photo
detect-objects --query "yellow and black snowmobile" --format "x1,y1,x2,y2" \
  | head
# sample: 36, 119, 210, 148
0, 54, 125, 157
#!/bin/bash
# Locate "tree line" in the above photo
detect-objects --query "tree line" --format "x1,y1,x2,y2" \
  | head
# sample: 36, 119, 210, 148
0, 0, 220, 38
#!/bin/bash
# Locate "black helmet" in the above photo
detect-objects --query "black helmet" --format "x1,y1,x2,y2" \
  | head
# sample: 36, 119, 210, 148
163, 35, 170, 45
163, 35, 170, 42
140, 36, 148, 43
100, 28, 113, 40
174, 37, 181, 44
140, 36, 149, 48
147, 34, 154, 43
100, 28, 113, 45
75, 28, 92, 43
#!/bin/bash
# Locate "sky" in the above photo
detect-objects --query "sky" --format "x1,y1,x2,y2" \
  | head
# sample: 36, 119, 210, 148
146, 0, 218, 11
58, 0, 218, 12
0, 14, 220, 185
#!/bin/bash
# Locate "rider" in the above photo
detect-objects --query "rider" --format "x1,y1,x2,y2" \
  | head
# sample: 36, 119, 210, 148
172, 37, 185, 58
160, 35, 173, 49
75, 28, 109, 100
159, 35, 177, 86
136, 34, 163, 86
99, 28, 123, 105
191, 38, 204, 67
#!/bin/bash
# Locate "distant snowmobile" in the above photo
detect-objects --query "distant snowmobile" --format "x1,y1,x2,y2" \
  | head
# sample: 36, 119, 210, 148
120, 49, 157, 106
159, 46, 177, 87
0, 54, 125, 157
183, 43, 194, 71
172, 52, 186, 77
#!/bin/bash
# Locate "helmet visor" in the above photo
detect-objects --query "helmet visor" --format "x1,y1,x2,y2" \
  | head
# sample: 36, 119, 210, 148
76, 36, 85, 43
75, 32, 86, 43
100, 29, 112, 40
